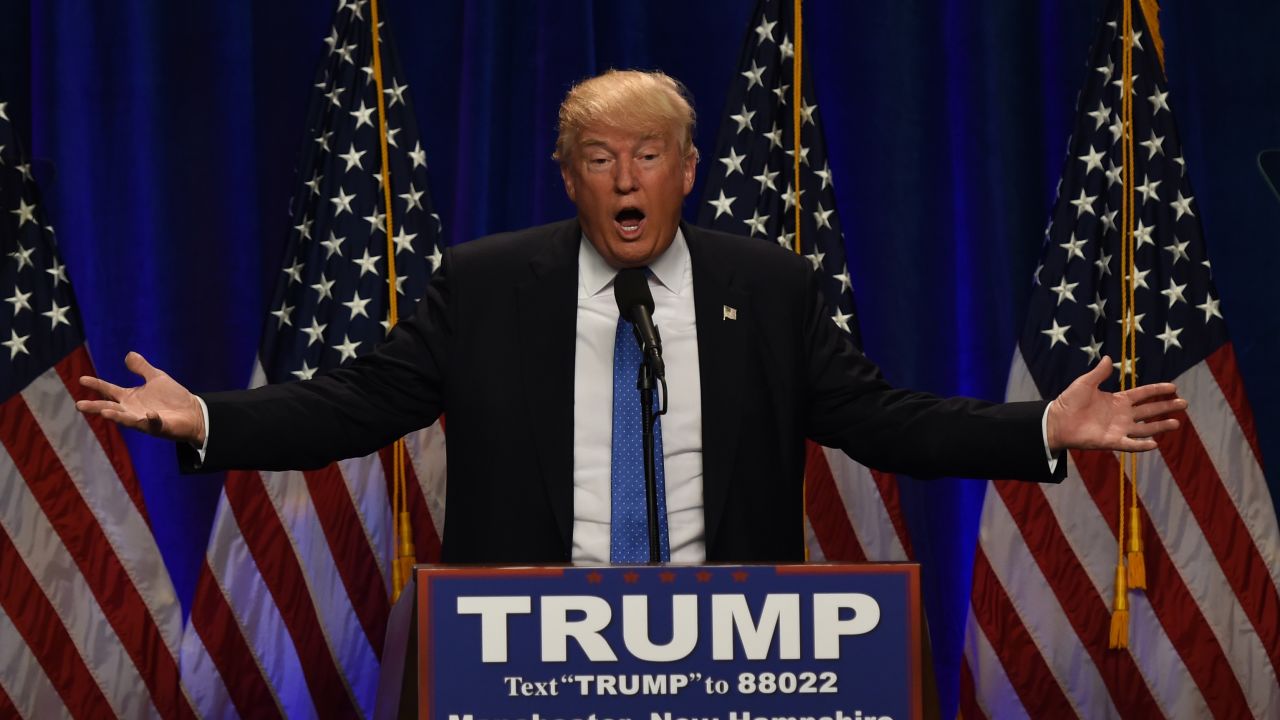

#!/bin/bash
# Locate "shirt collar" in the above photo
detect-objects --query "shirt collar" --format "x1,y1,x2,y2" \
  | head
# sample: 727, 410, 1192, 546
578, 226, 690, 299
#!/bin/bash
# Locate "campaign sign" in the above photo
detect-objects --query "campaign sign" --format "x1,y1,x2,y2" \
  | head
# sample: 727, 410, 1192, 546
416, 564, 921, 720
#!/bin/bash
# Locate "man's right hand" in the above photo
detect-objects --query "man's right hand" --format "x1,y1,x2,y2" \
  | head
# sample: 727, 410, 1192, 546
76, 351, 206, 446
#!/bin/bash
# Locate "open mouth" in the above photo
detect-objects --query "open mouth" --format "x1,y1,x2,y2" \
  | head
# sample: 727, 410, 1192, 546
615, 207, 646, 237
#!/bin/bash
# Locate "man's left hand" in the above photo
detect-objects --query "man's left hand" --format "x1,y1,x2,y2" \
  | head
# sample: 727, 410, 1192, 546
1046, 355, 1186, 454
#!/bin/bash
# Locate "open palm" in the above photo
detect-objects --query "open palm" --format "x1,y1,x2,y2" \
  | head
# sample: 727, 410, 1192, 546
1047, 355, 1184, 453
76, 351, 205, 445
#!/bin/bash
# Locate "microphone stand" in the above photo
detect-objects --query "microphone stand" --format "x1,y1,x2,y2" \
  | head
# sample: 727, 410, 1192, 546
634, 334, 668, 564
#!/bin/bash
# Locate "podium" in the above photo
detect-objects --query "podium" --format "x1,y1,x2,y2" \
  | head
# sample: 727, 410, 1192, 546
376, 563, 922, 720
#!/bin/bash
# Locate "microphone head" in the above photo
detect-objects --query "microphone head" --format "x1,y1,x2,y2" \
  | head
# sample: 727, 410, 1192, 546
613, 267, 655, 320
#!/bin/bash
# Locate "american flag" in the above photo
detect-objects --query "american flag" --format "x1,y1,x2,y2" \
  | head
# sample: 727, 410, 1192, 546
961, 2, 1280, 717
177, 1, 447, 717
696, 0, 914, 564
0, 103, 195, 717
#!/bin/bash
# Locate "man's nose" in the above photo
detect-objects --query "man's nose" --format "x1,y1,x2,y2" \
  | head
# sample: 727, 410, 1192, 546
614, 158, 638, 193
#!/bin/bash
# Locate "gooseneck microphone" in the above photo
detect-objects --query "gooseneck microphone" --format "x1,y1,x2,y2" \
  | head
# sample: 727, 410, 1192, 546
613, 268, 665, 379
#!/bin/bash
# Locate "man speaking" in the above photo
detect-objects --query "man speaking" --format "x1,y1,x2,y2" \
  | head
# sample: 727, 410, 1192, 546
77, 70, 1185, 564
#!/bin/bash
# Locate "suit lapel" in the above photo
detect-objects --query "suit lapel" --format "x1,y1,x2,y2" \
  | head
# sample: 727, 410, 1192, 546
516, 222, 580, 553
685, 226, 747, 554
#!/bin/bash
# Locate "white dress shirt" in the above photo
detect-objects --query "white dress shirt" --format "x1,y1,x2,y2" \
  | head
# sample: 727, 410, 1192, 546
571, 229, 705, 563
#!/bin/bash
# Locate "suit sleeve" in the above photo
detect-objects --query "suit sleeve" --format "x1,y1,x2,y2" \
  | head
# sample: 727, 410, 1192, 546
797, 262, 1065, 482
181, 251, 456, 473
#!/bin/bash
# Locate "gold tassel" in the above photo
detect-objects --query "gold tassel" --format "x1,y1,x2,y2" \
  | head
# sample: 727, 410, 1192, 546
1126, 506, 1146, 590
1109, 563, 1130, 649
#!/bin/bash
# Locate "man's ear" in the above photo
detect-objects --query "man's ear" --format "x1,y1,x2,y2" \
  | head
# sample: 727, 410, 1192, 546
560, 163, 577, 203
681, 151, 696, 196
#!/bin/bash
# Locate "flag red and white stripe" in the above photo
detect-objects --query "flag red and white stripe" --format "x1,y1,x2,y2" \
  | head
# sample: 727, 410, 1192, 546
0, 349, 197, 720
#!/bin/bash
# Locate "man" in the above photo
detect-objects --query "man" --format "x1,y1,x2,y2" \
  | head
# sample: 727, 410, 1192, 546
77, 70, 1184, 564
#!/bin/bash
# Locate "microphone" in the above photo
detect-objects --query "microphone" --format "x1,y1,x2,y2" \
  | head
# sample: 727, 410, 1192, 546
613, 268, 665, 379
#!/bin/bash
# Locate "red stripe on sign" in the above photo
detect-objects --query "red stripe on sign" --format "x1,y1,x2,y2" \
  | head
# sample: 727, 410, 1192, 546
1203, 343, 1263, 465
0, 524, 112, 720
994, 479, 1162, 717
0, 393, 195, 720
803, 440, 867, 562
304, 464, 390, 656
956, 657, 989, 720
0, 671, 15, 718
52, 346, 149, 524
968, 546, 1073, 717
871, 468, 913, 559
223, 470, 359, 720
1072, 450, 1252, 717
1156, 414, 1280, 685
189, 558, 283, 719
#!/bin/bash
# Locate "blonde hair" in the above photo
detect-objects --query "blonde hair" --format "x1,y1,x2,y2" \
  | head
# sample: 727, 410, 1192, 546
553, 69, 698, 164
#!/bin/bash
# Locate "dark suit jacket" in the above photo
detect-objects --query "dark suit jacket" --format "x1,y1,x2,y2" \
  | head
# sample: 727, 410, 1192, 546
189, 219, 1062, 563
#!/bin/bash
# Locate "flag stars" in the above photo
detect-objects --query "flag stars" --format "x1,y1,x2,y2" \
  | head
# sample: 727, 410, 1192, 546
330, 187, 356, 216
741, 60, 767, 90
1087, 101, 1110, 130
46, 259, 68, 287
334, 334, 361, 363
293, 217, 313, 241
41, 300, 71, 330
427, 244, 443, 273
1041, 319, 1070, 348
1118, 310, 1146, 335
292, 360, 317, 381
392, 227, 417, 254
763, 123, 784, 150
708, 190, 736, 219
325, 86, 344, 108
1096, 56, 1114, 84
1164, 238, 1190, 265
343, 292, 371, 319
1094, 249, 1113, 277
1078, 145, 1105, 174
776, 230, 795, 249
340, 146, 366, 172
1070, 189, 1096, 218
383, 79, 408, 107
1197, 294, 1223, 323
1060, 233, 1087, 261
779, 35, 794, 61
1170, 191, 1195, 221
1099, 209, 1118, 235
314, 130, 334, 153
1049, 276, 1079, 305
400, 185, 425, 211
1161, 280, 1188, 307
805, 249, 826, 271
310, 275, 336, 302
1149, 88, 1170, 115
350, 101, 376, 129
364, 210, 387, 234
1131, 266, 1151, 290
385, 126, 401, 148
832, 309, 853, 334
354, 248, 381, 276
408, 141, 427, 169
719, 147, 747, 176
754, 17, 777, 45
730, 108, 755, 135
1104, 159, 1123, 188
753, 168, 779, 193
800, 101, 818, 126
833, 268, 852, 295
3, 329, 30, 359
282, 258, 305, 284
815, 161, 833, 190
335, 42, 355, 65
1087, 293, 1107, 321
1113, 355, 1139, 377
784, 144, 810, 165
1108, 116, 1126, 144
782, 184, 804, 212
12, 198, 37, 227
9, 243, 35, 271
744, 209, 769, 237
271, 301, 294, 328
1156, 323, 1183, 352
320, 232, 345, 259
301, 318, 328, 347
813, 203, 834, 230
1133, 219, 1154, 247
1080, 337, 1104, 363
305, 172, 325, 196
1135, 176, 1161, 204
1139, 130, 1165, 159
6, 286, 32, 315
772, 83, 790, 103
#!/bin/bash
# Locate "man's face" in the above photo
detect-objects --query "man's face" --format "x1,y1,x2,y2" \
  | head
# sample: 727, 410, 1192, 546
560, 124, 696, 269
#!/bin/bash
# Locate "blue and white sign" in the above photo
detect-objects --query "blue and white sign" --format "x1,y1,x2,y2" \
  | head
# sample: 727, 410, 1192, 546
416, 564, 921, 720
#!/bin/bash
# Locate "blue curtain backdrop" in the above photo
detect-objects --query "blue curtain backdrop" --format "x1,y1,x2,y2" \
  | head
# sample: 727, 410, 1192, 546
6, 1, 1278, 716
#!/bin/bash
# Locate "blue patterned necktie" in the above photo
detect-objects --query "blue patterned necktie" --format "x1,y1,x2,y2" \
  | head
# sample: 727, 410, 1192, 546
610, 314, 670, 562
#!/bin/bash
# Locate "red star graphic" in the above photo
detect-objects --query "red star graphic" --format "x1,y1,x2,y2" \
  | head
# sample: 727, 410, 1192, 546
586, 572, 603, 584
696, 571, 712, 583
659, 572, 676, 583
623, 572, 640, 584
732, 571, 749, 583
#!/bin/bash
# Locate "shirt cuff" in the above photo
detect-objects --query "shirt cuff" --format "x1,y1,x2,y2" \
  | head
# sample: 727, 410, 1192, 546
192, 396, 210, 464
1039, 399, 1059, 474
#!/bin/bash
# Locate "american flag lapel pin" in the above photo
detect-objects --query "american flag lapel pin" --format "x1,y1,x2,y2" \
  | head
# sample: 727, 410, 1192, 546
723, 305, 737, 321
